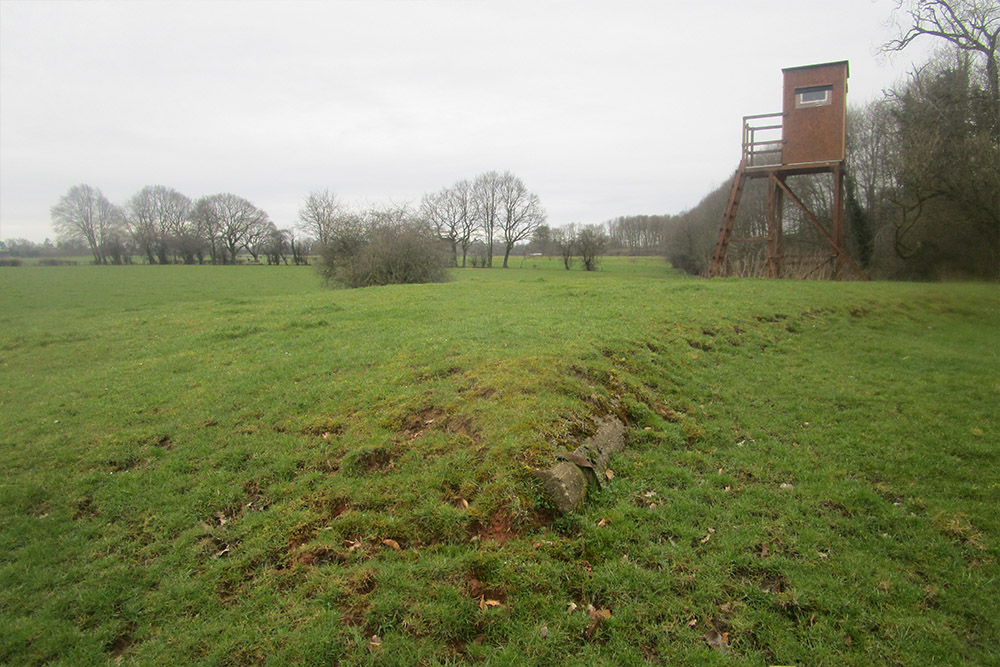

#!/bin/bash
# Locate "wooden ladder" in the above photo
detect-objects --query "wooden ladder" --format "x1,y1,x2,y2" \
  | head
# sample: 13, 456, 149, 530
709, 160, 748, 277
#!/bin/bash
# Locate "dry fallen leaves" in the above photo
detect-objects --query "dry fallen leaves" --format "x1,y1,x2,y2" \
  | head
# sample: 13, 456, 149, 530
704, 628, 730, 653
604, 469, 614, 481
700, 527, 716, 544
479, 596, 503, 610
585, 607, 611, 639
597, 518, 608, 528
382, 539, 400, 551
369, 634, 382, 648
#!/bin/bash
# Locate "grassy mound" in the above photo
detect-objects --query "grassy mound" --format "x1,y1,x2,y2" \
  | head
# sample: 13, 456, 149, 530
1, 259, 997, 664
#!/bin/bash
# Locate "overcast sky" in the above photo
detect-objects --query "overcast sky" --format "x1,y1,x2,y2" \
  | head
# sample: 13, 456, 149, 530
1, 0, 935, 242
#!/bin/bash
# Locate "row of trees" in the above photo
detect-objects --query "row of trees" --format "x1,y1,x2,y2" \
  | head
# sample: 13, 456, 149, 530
49, 185, 307, 266
46, 172, 552, 282
0, 237, 88, 258
419, 171, 546, 268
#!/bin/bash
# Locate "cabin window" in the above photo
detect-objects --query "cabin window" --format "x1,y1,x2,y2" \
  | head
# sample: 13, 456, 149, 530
795, 85, 833, 108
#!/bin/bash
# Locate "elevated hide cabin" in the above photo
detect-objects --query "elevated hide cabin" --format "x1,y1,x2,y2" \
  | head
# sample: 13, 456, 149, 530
711, 60, 866, 280
782, 61, 849, 165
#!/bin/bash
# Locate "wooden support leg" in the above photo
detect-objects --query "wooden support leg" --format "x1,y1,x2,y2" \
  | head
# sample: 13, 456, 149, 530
832, 165, 845, 279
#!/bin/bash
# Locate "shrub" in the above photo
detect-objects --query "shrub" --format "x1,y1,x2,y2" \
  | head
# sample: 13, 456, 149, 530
577, 225, 607, 271
318, 221, 450, 288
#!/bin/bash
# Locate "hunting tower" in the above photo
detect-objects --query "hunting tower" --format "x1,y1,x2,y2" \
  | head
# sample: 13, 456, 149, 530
710, 60, 866, 279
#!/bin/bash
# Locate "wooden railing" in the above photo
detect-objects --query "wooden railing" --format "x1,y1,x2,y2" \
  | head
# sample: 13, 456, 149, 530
742, 112, 784, 167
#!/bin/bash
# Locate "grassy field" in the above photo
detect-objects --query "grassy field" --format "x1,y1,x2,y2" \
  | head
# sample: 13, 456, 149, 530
1, 258, 997, 665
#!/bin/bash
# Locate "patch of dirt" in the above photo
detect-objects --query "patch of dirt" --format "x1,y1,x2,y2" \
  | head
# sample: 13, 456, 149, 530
466, 383, 497, 400
303, 418, 345, 438
107, 624, 136, 664
687, 338, 713, 351
353, 447, 395, 473
732, 564, 789, 595
466, 574, 508, 604
396, 407, 447, 441
286, 520, 320, 552
198, 531, 231, 559
294, 546, 343, 567
73, 494, 100, 520
242, 479, 271, 512
471, 512, 518, 544
350, 570, 377, 596
107, 456, 147, 472
443, 414, 481, 442
469, 509, 552, 545
392, 406, 482, 444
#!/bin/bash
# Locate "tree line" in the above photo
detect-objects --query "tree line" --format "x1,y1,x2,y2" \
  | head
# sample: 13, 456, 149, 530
48, 185, 310, 266
42, 170, 547, 271
38, 170, 629, 279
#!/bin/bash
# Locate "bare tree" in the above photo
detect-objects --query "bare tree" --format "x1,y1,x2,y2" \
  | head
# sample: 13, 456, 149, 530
288, 230, 311, 265
577, 225, 607, 271
471, 171, 503, 267
363, 201, 415, 229
297, 189, 345, 246
244, 219, 276, 262
124, 185, 193, 264
530, 224, 553, 256
50, 184, 122, 264
883, 0, 999, 111
192, 193, 270, 264
497, 172, 546, 268
421, 179, 475, 267
263, 227, 291, 265
191, 197, 221, 264
848, 101, 899, 271
552, 224, 577, 269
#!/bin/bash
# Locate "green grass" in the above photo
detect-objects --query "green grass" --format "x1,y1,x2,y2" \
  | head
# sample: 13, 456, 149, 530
1, 259, 997, 665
